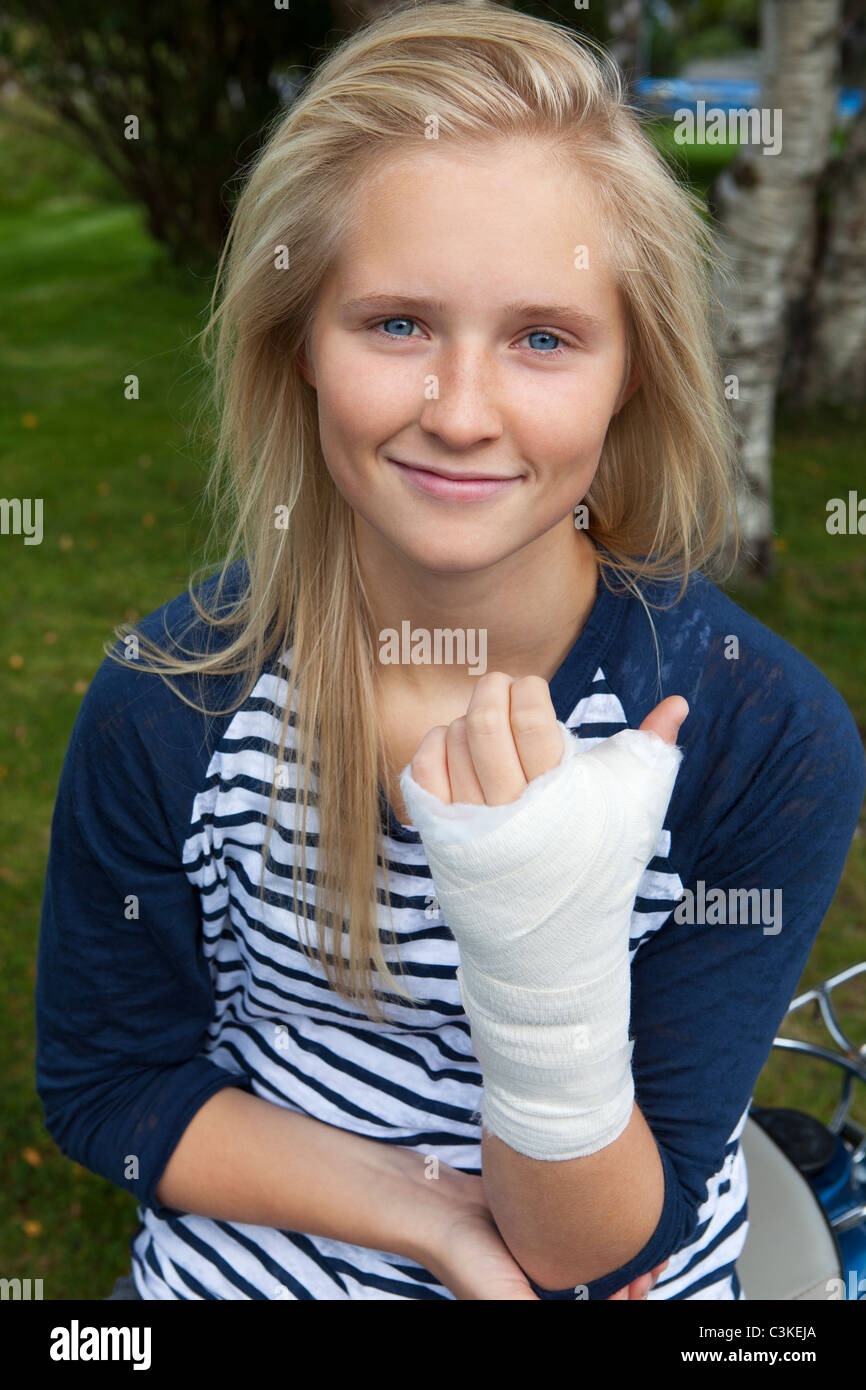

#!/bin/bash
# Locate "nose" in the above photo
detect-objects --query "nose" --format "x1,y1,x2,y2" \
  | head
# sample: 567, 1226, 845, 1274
416, 343, 504, 451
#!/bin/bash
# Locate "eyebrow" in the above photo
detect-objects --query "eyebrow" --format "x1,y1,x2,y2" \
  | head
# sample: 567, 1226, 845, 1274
341, 293, 606, 331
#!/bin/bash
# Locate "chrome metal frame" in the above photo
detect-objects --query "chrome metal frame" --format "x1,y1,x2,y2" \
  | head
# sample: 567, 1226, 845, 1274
769, 961, 866, 1232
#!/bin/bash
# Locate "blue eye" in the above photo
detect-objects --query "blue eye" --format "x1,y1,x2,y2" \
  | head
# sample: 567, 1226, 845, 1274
523, 330, 564, 355
368, 317, 570, 357
372, 317, 419, 339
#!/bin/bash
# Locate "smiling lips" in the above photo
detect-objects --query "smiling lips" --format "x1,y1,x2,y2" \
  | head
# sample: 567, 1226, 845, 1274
388, 457, 522, 501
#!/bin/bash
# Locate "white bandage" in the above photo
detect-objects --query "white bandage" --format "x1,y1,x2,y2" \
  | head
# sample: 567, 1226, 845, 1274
399, 720, 683, 1160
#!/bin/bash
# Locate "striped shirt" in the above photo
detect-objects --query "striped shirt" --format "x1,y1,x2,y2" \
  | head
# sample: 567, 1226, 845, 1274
35, 555, 864, 1299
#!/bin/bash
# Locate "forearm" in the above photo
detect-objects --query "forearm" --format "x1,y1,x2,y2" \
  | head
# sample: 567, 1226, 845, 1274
481, 1101, 665, 1289
399, 713, 683, 1291
154, 1086, 446, 1267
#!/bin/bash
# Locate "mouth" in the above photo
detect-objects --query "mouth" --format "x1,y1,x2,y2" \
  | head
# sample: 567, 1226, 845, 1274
387, 457, 522, 501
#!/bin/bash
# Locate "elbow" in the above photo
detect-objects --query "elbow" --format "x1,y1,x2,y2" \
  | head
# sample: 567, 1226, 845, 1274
528, 1205, 667, 1293
35, 1066, 97, 1179
38, 1094, 84, 1171
523, 1144, 701, 1298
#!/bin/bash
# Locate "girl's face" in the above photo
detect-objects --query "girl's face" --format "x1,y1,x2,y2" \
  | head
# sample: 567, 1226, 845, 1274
298, 138, 639, 576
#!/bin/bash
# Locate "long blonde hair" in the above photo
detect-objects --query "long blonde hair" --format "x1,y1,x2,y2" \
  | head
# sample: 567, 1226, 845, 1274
104, 1, 740, 1022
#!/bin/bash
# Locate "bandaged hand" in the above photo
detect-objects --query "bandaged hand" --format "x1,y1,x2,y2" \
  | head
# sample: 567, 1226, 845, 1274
399, 674, 686, 1162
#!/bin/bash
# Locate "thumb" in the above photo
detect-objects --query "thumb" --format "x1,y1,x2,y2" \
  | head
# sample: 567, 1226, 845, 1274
639, 696, 689, 746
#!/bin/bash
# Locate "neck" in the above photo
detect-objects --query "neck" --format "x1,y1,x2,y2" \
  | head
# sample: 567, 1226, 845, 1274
357, 513, 600, 702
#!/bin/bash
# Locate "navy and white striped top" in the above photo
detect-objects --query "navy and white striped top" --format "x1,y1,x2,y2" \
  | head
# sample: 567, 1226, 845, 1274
35, 555, 864, 1299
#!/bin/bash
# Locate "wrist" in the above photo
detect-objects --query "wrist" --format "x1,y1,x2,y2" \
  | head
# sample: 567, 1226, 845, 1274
480, 1062, 636, 1161
385, 1143, 475, 1269
455, 944, 632, 1082
455, 953, 636, 1161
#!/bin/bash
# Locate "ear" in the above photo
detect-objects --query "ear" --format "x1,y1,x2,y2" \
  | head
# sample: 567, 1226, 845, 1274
297, 340, 316, 389
613, 363, 641, 414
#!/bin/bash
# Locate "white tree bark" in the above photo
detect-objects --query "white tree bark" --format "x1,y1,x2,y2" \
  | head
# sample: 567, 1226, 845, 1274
712, 0, 843, 577
800, 100, 866, 402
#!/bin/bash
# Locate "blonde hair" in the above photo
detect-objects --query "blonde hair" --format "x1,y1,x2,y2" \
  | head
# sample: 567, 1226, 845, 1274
104, 1, 740, 1022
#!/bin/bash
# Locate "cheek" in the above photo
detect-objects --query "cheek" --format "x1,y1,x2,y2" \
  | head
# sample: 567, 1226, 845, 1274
513, 375, 618, 475
316, 345, 410, 455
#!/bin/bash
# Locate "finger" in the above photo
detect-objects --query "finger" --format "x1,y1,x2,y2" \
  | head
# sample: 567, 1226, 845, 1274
409, 725, 452, 802
445, 716, 486, 805
508, 676, 563, 782
639, 695, 689, 745
463, 672, 527, 806
606, 1285, 630, 1300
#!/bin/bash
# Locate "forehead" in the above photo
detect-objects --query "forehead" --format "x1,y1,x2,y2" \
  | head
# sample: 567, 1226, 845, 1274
327, 137, 618, 301
348, 135, 604, 222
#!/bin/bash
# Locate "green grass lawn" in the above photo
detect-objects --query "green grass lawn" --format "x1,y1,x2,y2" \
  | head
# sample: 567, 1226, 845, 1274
2, 100, 864, 1299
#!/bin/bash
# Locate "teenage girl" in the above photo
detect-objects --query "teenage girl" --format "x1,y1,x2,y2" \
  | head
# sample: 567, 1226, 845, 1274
37, 3, 863, 1301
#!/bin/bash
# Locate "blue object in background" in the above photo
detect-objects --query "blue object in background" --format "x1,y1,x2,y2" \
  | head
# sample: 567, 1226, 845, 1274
635, 77, 864, 124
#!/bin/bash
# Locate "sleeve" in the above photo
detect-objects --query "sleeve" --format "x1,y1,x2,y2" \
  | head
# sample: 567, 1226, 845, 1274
520, 681, 865, 1300
34, 656, 255, 1219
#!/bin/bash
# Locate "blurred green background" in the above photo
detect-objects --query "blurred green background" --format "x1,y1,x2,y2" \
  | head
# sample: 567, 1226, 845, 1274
2, 78, 864, 1297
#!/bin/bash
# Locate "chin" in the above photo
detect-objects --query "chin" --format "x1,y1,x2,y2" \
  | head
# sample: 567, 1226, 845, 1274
400, 543, 515, 575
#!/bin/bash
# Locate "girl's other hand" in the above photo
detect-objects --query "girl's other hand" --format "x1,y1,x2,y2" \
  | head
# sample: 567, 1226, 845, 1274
607, 1260, 670, 1299
427, 1168, 670, 1301
425, 1169, 542, 1300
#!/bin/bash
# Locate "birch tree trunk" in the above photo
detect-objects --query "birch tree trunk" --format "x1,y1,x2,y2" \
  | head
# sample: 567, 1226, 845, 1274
711, 0, 843, 579
794, 100, 866, 403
